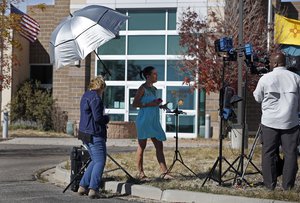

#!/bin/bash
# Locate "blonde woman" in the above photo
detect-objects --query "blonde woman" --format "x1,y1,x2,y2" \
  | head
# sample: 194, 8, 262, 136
77, 76, 109, 199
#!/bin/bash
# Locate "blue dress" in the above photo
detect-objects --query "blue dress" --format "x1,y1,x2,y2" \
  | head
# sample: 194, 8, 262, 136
136, 86, 166, 141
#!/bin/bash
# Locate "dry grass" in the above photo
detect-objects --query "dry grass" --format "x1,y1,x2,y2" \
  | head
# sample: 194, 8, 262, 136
104, 141, 300, 202
8, 129, 69, 138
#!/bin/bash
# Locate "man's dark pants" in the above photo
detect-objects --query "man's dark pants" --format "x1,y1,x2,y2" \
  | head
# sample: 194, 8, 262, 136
260, 124, 299, 190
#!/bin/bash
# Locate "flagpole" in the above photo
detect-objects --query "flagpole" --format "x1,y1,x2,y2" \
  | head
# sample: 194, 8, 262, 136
0, 0, 6, 124
267, 0, 272, 52
237, 0, 244, 125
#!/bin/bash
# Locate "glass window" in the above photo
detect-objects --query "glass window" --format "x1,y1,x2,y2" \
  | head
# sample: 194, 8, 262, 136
167, 35, 181, 55
127, 60, 165, 81
166, 86, 195, 110
97, 60, 125, 81
168, 10, 177, 30
30, 65, 53, 88
129, 89, 139, 118
167, 60, 189, 81
104, 86, 125, 109
129, 115, 137, 122
128, 36, 165, 55
97, 36, 125, 55
128, 10, 165, 30
109, 114, 124, 121
116, 9, 127, 31
166, 115, 195, 133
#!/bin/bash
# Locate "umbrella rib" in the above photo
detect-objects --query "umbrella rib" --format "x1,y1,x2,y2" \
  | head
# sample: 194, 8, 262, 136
54, 23, 100, 47
97, 10, 109, 24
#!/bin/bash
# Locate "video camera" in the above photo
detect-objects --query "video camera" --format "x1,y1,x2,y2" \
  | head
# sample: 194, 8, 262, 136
286, 55, 300, 73
215, 37, 270, 75
243, 44, 270, 75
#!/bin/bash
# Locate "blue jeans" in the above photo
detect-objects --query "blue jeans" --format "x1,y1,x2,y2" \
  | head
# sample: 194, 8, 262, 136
79, 136, 106, 191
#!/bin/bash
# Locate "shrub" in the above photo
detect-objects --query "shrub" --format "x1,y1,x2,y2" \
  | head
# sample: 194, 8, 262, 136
9, 80, 55, 131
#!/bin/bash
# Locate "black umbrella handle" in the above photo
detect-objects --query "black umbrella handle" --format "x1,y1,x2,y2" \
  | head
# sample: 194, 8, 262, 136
94, 51, 112, 77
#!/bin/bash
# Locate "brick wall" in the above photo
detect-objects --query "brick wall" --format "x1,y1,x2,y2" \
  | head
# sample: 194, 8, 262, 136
205, 92, 220, 138
29, 0, 91, 123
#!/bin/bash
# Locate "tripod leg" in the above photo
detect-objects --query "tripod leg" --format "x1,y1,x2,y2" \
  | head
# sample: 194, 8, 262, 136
241, 126, 262, 180
222, 156, 239, 178
107, 153, 134, 180
202, 158, 219, 187
164, 152, 178, 176
63, 158, 91, 193
176, 151, 200, 178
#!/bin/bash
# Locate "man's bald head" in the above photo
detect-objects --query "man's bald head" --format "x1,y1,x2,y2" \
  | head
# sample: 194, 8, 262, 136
270, 52, 286, 68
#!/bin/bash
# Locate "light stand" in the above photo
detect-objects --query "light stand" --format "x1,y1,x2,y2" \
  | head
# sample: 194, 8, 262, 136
202, 57, 239, 187
163, 107, 200, 179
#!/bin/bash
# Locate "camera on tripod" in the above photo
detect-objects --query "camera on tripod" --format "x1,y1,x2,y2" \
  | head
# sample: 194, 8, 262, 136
215, 37, 270, 75
243, 44, 270, 75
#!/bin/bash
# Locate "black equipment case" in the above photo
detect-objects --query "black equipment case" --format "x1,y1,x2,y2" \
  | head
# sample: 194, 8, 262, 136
70, 146, 90, 192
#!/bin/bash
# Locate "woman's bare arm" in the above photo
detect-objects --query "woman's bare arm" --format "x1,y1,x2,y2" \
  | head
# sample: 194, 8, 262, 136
132, 86, 145, 108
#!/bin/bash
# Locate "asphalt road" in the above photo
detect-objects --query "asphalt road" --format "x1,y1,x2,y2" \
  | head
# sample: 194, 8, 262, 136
0, 144, 138, 203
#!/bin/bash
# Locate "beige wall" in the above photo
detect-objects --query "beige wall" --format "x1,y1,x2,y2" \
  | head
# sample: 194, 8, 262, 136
1, 32, 30, 122
12, 34, 30, 95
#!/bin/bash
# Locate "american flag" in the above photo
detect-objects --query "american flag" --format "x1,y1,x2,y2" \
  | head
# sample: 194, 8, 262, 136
10, 4, 40, 43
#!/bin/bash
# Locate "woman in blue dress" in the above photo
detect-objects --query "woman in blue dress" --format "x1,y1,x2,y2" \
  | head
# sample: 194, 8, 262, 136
132, 66, 172, 180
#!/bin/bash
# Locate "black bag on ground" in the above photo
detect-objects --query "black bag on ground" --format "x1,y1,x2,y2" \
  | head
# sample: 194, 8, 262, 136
70, 146, 90, 192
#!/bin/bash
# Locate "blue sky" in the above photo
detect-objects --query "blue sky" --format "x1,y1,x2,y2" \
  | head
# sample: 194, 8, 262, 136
17, 0, 54, 12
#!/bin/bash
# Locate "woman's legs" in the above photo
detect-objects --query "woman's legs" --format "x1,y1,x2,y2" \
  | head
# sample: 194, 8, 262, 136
151, 138, 168, 173
88, 137, 107, 191
79, 145, 93, 189
137, 139, 147, 177
79, 137, 107, 191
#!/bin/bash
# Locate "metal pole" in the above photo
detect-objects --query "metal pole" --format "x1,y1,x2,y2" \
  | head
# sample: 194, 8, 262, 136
0, 0, 6, 123
2, 111, 8, 139
205, 114, 211, 139
237, 0, 244, 125
267, 0, 273, 52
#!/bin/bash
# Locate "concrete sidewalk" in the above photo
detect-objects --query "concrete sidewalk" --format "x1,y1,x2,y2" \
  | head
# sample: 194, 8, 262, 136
0, 137, 297, 203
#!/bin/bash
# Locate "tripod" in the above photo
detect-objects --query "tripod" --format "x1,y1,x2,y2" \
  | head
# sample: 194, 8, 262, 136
240, 125, 262, 181
63, 152, 134, 193
163, 107, 199, 179
230, 67, 261, 186
202, 58, 239, 187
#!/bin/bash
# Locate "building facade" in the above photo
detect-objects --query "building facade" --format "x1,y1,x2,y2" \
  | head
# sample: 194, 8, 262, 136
25, 0, 221, 138
9, 0, 300, 138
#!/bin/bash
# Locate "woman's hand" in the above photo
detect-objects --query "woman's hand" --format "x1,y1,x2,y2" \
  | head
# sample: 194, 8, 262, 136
159, 102, 170, 111
152, 98, 163, 106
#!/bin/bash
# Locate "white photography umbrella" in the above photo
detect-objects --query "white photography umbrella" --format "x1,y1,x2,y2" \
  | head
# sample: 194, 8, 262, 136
49, 5, 128, 70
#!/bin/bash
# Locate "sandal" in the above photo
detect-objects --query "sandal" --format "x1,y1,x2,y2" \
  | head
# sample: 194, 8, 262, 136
160, 172, 174, 180
137, 172, 150, 181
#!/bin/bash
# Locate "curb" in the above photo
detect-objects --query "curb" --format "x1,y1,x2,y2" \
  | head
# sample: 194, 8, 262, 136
50, 162, 297, 203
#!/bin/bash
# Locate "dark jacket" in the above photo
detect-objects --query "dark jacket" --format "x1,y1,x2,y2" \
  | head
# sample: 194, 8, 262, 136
79, 90, 109, 138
